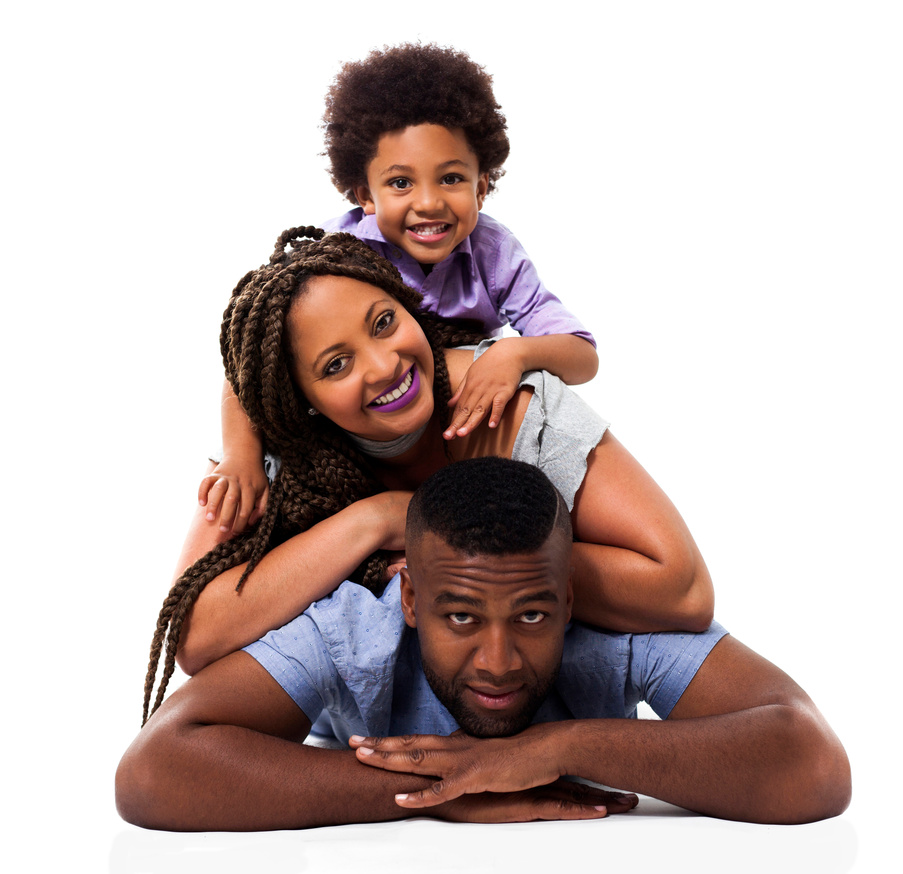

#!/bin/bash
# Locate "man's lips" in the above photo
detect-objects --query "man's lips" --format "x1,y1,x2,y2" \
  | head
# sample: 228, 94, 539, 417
466, 684, 526, 711
367, 365, 420, 413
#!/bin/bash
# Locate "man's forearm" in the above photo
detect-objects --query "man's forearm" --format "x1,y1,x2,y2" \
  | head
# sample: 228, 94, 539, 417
560, 704, 849, 824
117, 719, 435, 831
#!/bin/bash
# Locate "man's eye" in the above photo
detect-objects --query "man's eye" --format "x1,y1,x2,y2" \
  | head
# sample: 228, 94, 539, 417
448, 613, 475, 626
519, 611, 546, 625
389, 178, 411, 190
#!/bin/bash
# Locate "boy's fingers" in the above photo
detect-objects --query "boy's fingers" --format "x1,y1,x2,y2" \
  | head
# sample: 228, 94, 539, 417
202, 479, 228, 520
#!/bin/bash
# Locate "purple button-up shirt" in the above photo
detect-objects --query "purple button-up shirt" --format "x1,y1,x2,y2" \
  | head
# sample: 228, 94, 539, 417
320, 209, 595, 345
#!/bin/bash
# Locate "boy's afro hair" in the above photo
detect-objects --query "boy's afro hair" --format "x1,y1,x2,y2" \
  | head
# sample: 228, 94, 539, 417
323, 43, 510, 204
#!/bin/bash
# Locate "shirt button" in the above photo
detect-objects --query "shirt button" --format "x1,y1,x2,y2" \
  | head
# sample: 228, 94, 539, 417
391, 248, 402, 259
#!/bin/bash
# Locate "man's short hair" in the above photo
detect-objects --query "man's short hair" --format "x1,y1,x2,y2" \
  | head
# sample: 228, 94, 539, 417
407, 458, 572, 555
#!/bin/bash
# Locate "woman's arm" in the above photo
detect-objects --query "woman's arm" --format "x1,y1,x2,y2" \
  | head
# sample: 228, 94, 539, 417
569, 431, 714, 632
173, 488, 411, 676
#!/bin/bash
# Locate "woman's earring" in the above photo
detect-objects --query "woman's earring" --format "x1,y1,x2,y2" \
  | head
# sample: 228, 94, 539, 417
308, 408, 319, 416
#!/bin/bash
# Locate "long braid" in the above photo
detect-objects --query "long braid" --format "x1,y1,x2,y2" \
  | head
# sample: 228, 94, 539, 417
141, 228, 486, 724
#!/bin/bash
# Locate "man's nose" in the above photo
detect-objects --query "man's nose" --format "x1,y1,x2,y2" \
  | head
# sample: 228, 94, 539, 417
473, 625, 523, 677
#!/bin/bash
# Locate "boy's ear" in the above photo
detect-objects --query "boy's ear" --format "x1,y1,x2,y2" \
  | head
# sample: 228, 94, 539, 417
399, 568, 417, 628
353, 184, 376, 215
476, 173, 489, 210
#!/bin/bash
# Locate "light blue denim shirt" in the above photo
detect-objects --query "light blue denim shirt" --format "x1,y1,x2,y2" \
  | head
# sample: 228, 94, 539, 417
320, 210, 595, 345
245, 578, 728, 746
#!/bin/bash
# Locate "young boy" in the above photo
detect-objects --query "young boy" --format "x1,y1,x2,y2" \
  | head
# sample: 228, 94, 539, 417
200, 43, 598, 535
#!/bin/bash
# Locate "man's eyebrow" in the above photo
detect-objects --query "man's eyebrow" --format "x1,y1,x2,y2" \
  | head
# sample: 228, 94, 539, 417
511, 590, 559, 609
433, 592, 485, 609
432, 589, 560, 610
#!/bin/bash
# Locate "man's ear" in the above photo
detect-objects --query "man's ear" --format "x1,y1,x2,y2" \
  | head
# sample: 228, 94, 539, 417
399, 568, 417, 628
476, 173, 489, 210
565, 571, 574, 623
353, 184, 376, 215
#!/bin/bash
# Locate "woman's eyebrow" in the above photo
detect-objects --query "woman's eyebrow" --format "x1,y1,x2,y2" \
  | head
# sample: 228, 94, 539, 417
309, 300, 393, 370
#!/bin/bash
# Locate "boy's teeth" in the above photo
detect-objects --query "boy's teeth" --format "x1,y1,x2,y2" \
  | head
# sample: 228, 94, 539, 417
411, 224, 448, 236
373, 370, 414, 405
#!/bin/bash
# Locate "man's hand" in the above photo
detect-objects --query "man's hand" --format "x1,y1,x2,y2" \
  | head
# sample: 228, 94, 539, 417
435, 779, 638, 823
444, 341, 525, 440
198, 454, 269, 535
350, 726, 638, 812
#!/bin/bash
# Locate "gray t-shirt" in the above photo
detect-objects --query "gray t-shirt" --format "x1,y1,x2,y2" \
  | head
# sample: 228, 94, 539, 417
245, 578, 728, 745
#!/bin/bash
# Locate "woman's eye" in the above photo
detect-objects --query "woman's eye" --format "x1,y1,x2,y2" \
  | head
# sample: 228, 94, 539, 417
324, 356, 349, 376
389, 178, 411, 190
519, 611, 546, 625
374, 311, 395, 334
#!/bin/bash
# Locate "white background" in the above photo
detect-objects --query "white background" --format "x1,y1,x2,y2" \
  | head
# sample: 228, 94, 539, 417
3, 2, 900, 872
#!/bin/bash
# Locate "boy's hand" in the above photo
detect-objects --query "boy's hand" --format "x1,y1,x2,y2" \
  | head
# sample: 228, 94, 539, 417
444, 341, 524, 440
198, 456, 269, 536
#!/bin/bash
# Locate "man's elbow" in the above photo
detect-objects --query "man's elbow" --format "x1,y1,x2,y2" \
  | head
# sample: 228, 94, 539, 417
798, 719, 852, 822
116, 745, 166, 830
774, 705, 851, 824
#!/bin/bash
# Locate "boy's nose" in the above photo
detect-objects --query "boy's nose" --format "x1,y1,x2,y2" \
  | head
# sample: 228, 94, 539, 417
413, 183, 444, 214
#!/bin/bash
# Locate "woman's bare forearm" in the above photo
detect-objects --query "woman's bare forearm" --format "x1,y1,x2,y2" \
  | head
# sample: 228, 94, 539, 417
177, 492, 409, 674
569, 539, 714, 632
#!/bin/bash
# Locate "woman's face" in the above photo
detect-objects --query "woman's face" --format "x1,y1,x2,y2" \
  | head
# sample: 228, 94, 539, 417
286, 274, 435, 442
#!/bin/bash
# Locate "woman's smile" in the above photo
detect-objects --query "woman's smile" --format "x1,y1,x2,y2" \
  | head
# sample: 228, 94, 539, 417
368, 365, 420, 411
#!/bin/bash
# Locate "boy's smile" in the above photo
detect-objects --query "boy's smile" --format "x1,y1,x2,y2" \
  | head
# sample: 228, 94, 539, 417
354, 124, 489, 267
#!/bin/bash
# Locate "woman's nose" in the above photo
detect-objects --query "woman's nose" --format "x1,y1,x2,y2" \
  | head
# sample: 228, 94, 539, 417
362, 346, 400, 385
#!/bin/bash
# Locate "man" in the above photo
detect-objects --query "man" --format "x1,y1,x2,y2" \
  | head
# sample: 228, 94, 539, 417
116, 458, 850, 830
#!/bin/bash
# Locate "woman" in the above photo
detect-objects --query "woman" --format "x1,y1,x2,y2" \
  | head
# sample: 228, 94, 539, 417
143, 228, 713, 723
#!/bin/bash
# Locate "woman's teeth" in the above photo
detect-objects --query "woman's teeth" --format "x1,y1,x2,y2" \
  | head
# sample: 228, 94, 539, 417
371, 370, 414, 406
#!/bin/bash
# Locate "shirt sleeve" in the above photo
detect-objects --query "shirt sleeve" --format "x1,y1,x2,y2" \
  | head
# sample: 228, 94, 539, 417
627, 622, 730, 718
491, 230, 596, 346
244, 613, 339, 728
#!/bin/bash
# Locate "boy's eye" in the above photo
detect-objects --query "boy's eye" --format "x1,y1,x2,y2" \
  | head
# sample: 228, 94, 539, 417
388, 178, 412, 190
441, 174, 463, 185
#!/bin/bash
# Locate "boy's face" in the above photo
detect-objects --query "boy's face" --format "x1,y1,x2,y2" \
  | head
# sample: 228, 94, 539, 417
354, 124, 489, 266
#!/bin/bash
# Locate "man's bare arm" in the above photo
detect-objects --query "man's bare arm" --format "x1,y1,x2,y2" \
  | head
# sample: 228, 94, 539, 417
352, 636, 851, 824
117, 651, 633, 831
117, 652, 434, 831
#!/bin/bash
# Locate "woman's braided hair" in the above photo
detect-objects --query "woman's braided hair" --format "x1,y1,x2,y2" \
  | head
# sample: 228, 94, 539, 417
142, 227, 486, 724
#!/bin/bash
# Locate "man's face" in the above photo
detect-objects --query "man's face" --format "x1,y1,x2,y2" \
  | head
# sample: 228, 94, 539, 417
400, 529, 573, 738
